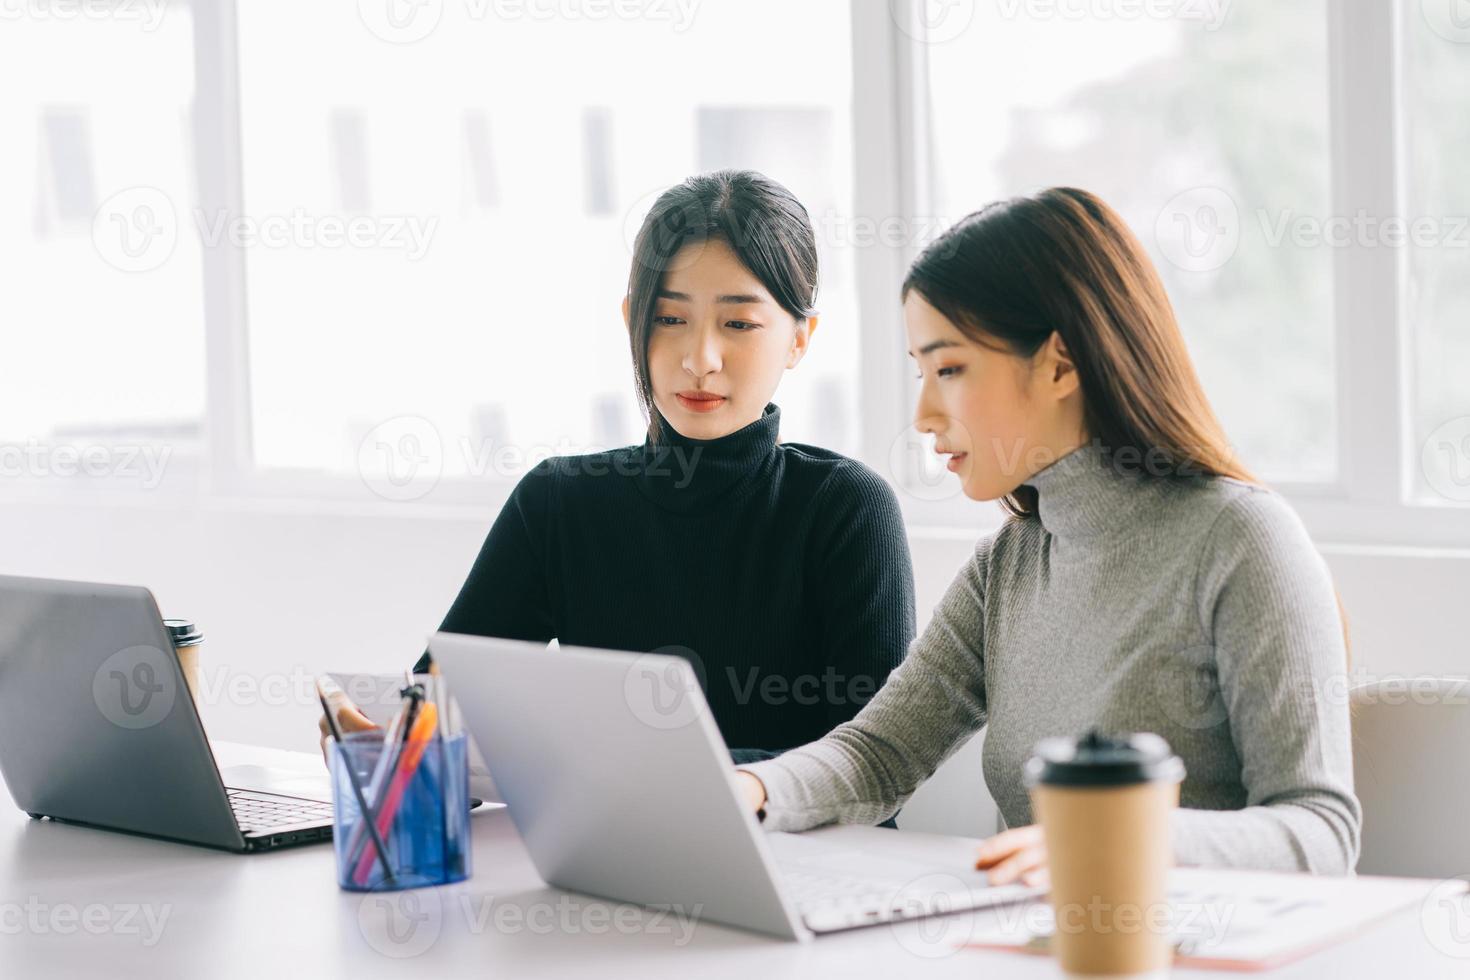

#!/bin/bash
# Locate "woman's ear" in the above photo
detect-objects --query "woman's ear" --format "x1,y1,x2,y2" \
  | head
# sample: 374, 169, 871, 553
786, 315, 819, 369
1046, 330, 1080, 398
621, 295, 631, 330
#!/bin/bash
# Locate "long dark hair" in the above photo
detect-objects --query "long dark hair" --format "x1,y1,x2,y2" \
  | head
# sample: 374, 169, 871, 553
902, 187, 1351, 659
625, 170, 818, 443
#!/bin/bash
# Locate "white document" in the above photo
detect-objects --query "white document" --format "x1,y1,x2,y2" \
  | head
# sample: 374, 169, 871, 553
966, 867, 1467, 970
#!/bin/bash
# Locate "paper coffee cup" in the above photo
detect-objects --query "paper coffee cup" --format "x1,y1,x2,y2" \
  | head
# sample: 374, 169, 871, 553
164, 619, 204, 701
1024, 731, 1185, 978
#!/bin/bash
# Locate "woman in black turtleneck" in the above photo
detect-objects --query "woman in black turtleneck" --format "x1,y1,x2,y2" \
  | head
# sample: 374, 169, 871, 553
326, 170, 915, 768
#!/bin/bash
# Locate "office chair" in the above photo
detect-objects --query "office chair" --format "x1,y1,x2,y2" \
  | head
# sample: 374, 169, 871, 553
1351, 677, 1470, 878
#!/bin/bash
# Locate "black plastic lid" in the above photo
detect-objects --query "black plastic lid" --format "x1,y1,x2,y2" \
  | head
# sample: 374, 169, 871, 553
163, 619, 204, 647
1023, 730, 1185, 788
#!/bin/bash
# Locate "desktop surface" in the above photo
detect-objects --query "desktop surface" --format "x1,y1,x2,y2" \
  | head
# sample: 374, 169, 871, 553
0, 743, 1461, 979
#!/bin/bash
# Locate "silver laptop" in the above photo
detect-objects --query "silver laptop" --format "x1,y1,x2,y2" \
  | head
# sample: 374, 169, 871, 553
0, 575, 334, 852
430, 632, 1038, 940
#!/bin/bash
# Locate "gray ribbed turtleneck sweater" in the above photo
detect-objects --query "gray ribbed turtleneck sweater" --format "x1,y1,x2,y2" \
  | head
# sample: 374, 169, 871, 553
739, 440, 1361, 873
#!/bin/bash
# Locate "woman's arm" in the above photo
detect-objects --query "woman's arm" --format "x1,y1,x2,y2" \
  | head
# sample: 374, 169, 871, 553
806, 461, 917, 730
737, 535, 994, 831
1171, 490, 1361, 873
412, 460, 558, 673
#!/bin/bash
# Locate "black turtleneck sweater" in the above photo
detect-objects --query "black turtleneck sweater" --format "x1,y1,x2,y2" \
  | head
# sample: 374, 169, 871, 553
413, 403, 916, 754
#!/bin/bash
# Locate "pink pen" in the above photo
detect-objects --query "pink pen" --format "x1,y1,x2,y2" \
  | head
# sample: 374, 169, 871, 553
352, 703, 439, 887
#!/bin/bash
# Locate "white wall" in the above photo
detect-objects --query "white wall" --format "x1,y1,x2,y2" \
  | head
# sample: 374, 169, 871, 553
1, 495, 1465, 838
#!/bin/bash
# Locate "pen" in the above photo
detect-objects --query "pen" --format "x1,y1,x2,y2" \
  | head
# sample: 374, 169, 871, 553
338, 679, 418, 873
351, 701, 439, 886
428, 664, 450, 862
428, 662, 449, 739
343, 679, 427, 876
316, 679, 395, 886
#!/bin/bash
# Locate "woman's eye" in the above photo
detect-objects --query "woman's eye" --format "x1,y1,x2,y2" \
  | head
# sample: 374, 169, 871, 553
726, 320, 761, 331
915, 366, 962, 380
653, 316, 684, 326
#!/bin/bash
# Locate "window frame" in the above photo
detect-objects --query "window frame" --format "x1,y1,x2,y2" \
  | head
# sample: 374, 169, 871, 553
26, 0, 1460, 548
867, 0, 1470, 549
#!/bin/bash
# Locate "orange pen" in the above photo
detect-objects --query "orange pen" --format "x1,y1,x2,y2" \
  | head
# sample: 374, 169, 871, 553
351, 702, 439, 886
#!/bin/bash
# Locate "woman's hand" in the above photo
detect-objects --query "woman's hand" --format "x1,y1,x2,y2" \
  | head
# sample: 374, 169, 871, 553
975, 825, 1050, 888
734, 770, 767, 815
317, 694, 380, 767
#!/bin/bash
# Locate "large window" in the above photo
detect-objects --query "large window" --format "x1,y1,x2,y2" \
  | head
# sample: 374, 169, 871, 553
234, 3, 860, 488
0, 5, 204, 488
5, 1, 1469, 547
1404, 2, 1470, 506
924, 2, 1334, 483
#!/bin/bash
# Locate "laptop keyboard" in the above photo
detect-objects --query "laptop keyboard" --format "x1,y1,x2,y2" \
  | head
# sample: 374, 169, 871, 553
227, 789, 334, 834
780, 866, 1009, 933
784, 868, 904, 915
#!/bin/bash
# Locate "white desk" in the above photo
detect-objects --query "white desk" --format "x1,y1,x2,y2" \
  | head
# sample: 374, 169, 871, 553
0, 744, 1462, 979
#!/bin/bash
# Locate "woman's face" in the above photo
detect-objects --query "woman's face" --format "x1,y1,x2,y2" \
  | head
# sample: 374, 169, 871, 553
639, 238, 814, 440
904, 290, 1082, 501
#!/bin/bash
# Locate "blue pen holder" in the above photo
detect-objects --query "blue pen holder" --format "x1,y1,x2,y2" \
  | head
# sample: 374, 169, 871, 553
329, 730, 472, 892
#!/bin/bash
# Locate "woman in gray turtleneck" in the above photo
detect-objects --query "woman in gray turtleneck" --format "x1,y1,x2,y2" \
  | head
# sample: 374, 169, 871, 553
735, 187, 1360, 885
